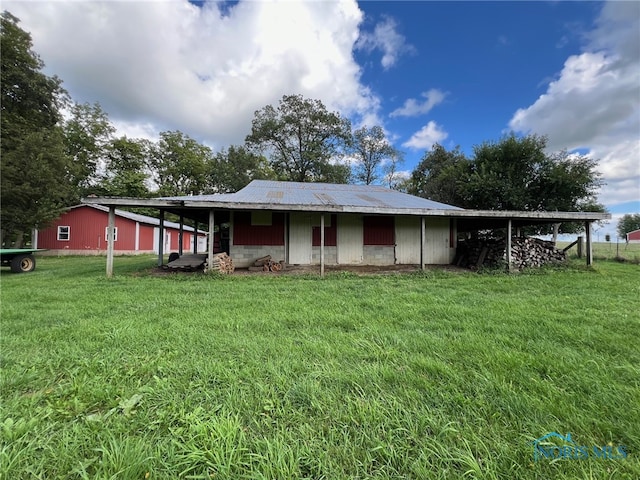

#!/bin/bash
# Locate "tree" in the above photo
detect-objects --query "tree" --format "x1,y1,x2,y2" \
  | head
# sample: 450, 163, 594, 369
99, 136, 152, 198
245, 94, 352, 183
617, 214, 640, 241
408, 134, 605, 235
408, 144, 470, 207
62, 102, 115, 199
1, 129, 72, 246
149, 131, 211, 196
207, 145, 275, 193
351, 125, 401, 185
465, 134, 604, 214
1, 11, 70, 246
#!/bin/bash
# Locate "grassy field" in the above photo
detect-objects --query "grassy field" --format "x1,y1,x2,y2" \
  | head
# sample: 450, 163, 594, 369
560, 240, 640, 263
1, 255, 639, 479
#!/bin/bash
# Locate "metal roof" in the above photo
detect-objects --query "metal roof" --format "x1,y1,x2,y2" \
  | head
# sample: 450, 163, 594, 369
81, 181, 610, 226
160, 180, 463, 211
71, 205, 204, 232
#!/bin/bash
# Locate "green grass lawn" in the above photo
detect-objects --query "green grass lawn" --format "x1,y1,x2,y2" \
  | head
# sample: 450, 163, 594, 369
1, 255, 639, 479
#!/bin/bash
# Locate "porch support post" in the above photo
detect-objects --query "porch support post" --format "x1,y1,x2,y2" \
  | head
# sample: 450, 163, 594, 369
106, 206, 115, 277
420, 217, 425, 271
320, 213, 325, 277
506, 218, 513, 272
193, 221, 198, 254
585, 221, 593, 266
178, 213, 184, 256
208, 209, 215, 272
284, 213, 288, 264
158, 209, 164, 266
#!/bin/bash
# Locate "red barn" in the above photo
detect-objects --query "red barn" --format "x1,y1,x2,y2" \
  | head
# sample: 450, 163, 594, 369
35, 205, 206, 255
627, 229, 640, 243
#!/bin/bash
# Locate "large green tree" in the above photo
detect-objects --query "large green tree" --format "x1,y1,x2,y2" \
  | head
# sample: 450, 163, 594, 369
617, 213, 640, 241
245, 94, 352, 183
63, 101, 115, 199
99, 136, 152, 198
408, 144, 470, 207
1, 11, 70, 246
467, 135, 603, 213
149, 131, 211, 196
409, 134, 605, 234
207, 145, 275, 193
351, 125, 401, 185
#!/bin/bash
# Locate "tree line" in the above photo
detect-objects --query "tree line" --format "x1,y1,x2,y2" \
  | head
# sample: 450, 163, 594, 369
2, 11, 616, 247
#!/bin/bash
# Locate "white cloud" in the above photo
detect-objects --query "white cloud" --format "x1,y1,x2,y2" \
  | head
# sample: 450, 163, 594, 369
5, 0, 381, 149
402, 121, 448, 150
508, 0, 640, 207
356, 15, 415, 70
390, 89, 446, 118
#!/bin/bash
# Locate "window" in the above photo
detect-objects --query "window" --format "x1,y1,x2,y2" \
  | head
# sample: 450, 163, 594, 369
105, 226, 118, 242
57, 226, 70, 241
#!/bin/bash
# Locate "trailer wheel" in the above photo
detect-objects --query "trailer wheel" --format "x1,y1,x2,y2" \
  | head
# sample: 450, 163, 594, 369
10, 254, 36, 273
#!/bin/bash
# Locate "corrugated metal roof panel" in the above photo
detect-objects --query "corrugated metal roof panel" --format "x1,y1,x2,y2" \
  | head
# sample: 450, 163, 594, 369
74, 205, 203, 232
173, 181, 462, 211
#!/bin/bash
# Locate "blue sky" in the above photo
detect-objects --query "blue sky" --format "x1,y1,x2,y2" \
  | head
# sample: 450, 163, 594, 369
5, 0, 639, 238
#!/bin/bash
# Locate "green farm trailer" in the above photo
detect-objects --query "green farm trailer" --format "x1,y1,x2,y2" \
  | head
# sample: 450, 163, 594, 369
0, 249, 43, 273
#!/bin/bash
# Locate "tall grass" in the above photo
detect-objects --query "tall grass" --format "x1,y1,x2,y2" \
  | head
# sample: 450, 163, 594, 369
1, 255, 638, 478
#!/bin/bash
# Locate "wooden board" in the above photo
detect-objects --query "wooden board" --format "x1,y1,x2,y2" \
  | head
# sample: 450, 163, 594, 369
166, 254, 207, 270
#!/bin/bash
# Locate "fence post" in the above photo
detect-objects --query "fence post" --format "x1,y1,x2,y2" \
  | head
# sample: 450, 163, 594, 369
577, 236, 583, 258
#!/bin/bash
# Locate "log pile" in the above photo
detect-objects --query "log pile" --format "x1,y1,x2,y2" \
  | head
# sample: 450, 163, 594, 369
204, 252, 235, 274
248, 255, 285, 272
457, 237, 566, 270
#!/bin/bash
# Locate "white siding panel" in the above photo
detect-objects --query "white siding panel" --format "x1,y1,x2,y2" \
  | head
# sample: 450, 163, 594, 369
395, 216, 420, 264
424, 217, 450, 264
289, 212, 312, 264
337, 214, 363, 264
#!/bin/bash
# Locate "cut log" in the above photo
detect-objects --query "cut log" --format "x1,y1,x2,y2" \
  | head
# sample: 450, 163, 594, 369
205, 252, 234, 274
254, 255, 272, 267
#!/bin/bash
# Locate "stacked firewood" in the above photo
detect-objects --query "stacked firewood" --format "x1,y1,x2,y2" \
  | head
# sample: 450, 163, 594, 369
205, 252, 235, 274
248, 255, 285, 272
457, 237, 566, 270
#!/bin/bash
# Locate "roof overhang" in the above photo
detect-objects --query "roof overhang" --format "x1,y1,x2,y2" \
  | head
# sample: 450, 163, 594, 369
81, 196, 610, 230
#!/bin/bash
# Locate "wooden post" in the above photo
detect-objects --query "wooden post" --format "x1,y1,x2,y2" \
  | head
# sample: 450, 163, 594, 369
178, 213, 184, 256
284, 213, 288, 265
106, 206, 115, 277
193, 221, 198, 254
577, 236, 583, 258
158, 209, 165, 266
420, 217, 426, 270
585, 222, 593, 266
506, 219, 513, 272
320, 213, 325, 277
208, 209, 215, 273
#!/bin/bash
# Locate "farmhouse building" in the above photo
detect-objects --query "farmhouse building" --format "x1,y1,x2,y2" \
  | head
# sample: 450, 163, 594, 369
626, 229, 640, 243
81, 180, 610, 276
35, 204, 207, 255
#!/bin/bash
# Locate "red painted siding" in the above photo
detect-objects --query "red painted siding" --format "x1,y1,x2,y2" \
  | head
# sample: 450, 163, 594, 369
628, 230, 640, 241
363, 216, 394, 245
169, 231, 194, 251
37, 207, 134, 251
312, 214, 337, 246
37, 206, 200, 252
139, 225, 155, 250
233, 211, 285, 246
